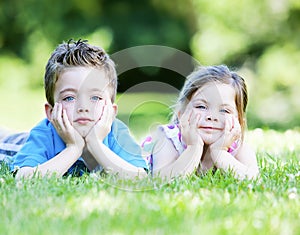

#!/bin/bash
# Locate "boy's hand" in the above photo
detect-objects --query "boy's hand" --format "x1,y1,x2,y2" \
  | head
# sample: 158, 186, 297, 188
210, 114, 241, 151
179, 104, 203, 147
86, 99, 116, 144
51, 102, 85, 151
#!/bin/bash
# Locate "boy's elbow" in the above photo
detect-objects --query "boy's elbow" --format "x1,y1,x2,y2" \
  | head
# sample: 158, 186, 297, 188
15, 167, 35, 180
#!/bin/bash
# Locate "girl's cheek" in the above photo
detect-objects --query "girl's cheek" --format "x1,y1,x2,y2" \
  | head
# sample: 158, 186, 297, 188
219, 115, 228, 127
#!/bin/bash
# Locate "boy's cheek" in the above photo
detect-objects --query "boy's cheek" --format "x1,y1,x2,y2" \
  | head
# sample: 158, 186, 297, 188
92, 102, 105, 119
62, 106, 75, 122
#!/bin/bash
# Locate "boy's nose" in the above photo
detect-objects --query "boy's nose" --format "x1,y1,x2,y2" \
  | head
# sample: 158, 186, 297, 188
77, 107, 89, 113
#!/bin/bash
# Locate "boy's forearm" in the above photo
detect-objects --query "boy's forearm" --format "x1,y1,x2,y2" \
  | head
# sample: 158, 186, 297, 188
16, 145, 82, 179
87, 140, 147, 179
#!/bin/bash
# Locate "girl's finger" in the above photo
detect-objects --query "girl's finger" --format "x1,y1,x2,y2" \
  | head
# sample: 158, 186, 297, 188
189, 110, 199, 127
231, 115, 234, 131
224, 115, 231, 133
180, 106, 193, 126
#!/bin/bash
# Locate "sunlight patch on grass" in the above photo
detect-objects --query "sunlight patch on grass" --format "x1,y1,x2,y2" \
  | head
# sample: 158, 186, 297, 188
75, 190, 122, 217
246, 128, 300, 154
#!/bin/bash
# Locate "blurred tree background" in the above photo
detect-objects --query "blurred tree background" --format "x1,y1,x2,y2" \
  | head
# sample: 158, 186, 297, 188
0, 0, 299, 131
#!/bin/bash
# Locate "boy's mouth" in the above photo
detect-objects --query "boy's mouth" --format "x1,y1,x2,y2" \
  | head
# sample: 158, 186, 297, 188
74, 117, 93, 125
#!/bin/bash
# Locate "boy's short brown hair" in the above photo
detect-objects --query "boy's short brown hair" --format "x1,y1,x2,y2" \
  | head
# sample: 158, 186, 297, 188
44, 39, 117, 106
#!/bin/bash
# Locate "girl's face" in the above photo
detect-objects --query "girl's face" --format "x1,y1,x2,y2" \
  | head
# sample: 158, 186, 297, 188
189, 82, 238, 145
52, 66, 112, 137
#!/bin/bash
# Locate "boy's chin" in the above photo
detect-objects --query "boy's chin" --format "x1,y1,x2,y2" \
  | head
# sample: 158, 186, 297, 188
76, 126, 93, 138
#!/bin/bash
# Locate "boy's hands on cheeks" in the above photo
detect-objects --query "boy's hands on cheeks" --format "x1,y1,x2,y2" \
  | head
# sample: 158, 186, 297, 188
210, 114, 241, 152
85, 99, 116, 145
179, 104, 203, 147
51, 102, 85, 151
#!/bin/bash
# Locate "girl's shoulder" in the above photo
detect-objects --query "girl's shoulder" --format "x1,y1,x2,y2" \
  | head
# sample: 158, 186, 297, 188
158, 124, 186, 154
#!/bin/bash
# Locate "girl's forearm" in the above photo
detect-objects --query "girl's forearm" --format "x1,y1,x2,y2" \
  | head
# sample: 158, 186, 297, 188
153, 145, 203, 180
209, 149, 258, 179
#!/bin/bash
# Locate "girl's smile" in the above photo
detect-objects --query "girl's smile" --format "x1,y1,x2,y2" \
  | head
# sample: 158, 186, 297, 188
190, 82, 238, 144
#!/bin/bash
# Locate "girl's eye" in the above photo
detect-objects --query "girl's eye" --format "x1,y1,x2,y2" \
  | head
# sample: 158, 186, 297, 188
220, 109, 231, 114
63, 96, 75, 102
195, 105, 207, 110
91, 96, 102, 102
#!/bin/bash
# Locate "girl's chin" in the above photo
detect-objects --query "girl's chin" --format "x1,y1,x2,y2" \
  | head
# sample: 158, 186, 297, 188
200, 134, 221, 145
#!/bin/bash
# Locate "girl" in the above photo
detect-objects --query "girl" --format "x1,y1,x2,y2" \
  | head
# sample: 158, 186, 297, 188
144, 65, 259, 180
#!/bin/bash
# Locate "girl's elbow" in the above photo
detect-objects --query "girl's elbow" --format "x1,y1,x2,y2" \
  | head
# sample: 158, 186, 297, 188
245, 167, 259, 180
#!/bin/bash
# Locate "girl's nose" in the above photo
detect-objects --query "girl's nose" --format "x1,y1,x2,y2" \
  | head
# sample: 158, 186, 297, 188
205, 113, 218, 122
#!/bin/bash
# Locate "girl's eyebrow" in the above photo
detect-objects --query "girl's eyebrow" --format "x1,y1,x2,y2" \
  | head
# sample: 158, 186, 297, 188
220, 103, 236, 110
192, 98, 207, 103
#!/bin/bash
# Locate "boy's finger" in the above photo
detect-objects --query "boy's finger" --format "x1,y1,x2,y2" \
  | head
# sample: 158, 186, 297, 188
62, 109, 72, 130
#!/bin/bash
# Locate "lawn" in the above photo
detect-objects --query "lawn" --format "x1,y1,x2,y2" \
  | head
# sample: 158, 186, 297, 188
0, 90, 299, 235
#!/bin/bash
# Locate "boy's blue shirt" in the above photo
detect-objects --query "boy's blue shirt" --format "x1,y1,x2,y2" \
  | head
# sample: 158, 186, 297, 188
12, 118, 148, 174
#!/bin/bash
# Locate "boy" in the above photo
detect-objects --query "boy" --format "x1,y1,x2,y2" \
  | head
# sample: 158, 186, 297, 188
12, 39, 148, 179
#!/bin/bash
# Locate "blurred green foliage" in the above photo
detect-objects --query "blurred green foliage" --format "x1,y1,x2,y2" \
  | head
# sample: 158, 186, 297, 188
0, 0, 299, 130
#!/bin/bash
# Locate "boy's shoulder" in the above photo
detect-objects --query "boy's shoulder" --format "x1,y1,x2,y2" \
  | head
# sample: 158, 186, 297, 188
29, 118, 57, 135
112, 118, 128, 130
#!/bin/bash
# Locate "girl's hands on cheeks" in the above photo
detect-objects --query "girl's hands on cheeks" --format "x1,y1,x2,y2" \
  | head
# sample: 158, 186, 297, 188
179, 104, 203, 147
86, 99, 116, 143
51, 102, 85, 150
210, 114, 241, 151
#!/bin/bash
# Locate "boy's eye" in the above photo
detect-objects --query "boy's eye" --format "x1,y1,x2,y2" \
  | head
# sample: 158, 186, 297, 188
91, 96, 102, 102
63, 96, 75, 102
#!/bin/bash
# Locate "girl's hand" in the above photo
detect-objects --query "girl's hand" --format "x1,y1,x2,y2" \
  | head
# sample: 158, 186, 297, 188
210, 114, 241, 151
86, 99, 116, 144
179, 104, 203, 147
51, 102, 85, 150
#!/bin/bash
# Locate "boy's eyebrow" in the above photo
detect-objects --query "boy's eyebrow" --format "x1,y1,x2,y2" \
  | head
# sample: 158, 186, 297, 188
59, 88, 77, 94
89, 88, 104, 92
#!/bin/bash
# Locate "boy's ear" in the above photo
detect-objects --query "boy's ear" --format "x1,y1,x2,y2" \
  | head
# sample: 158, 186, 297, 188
45, 103, 53, 120
112, 103, 118, 117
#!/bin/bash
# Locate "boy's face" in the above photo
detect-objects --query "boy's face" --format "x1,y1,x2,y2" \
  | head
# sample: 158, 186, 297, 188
50, 66, 114, 137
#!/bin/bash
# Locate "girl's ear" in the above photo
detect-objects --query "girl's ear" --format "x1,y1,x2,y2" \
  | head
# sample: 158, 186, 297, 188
45, 103, 53, 120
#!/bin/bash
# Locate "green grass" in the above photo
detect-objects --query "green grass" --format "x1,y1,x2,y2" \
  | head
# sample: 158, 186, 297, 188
1, 89, 300, 235
1, 147, 299, 235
